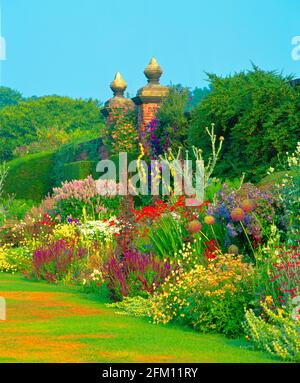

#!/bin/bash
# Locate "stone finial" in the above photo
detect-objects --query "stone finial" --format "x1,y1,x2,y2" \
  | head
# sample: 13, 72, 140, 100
102, 71, 135, 119
110, 71, 127, 97
144, 57, 163, 84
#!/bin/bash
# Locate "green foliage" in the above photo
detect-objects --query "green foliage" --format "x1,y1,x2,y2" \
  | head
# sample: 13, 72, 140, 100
155, 86, 190, 151
152, 254, 255, 337
185, 85, 212, 111
244, 301, 300, 362
3, 152, 55, 201
148, 85, 211, 155
0, 245, 32, 273
140, 213, 186, 259
205, 177, 243, 202
0, 198, 34, 225
102, 109, 138, 157
0, 162, 8, 199
258, 170, 297, 189
63, 161, 98, 182
16, 127, 100, 157
0, 87, 22, 108
106, 296, 152, 318
0, 95, 104, 161
189, 67, 300, 181
259, 144, 300, 242
5, 246, 32, 273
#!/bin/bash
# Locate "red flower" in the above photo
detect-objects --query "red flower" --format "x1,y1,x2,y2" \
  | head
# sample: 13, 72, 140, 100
204, 239, 219, 259
174, 195, 185, 207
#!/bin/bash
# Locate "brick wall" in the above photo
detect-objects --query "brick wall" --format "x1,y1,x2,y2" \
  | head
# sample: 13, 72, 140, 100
138, 102, 160, 140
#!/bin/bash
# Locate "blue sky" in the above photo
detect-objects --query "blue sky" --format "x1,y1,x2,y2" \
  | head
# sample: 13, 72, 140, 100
0, 0, 299, 102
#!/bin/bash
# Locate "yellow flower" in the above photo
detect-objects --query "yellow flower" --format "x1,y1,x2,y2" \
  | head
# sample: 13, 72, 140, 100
265, 296, 273, 304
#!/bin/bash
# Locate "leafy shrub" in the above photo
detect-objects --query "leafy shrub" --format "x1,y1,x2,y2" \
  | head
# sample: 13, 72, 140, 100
102, 109, 138, 156
152, 254, 254, 337
106, 296, 152, 318
3, 152, 55, 201
32, 239, 86, 282
0, 199, 34, 225
0, 245, 18, 273
189, 67, 300, 180
0, 245, 32, 274
259, 170, 297, 189
204, 177, 243, 202
104, 250, 172, 301
276, 144, 300, 242
244, 299, 300, 361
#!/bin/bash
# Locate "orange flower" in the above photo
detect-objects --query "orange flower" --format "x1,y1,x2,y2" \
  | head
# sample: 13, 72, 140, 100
188, 220, 202, 234
231, 207, 245, 222
241, 199, 255, 213
204, 215, 215, 225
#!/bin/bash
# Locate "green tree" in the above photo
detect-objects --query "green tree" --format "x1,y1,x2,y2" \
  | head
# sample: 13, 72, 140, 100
155, 85, 190, 152
186, 85, 211, 111
0, 95, 104, 160
0, 87, 23, 108
188, 67, 300, 181
149, 85, 212, 156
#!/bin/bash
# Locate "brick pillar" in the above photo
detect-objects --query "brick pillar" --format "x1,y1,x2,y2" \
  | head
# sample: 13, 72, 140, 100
138, 102, 160, 141
132, 57, 169, 147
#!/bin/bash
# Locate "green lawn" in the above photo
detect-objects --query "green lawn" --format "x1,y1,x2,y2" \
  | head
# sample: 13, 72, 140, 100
0, 273, 278, 363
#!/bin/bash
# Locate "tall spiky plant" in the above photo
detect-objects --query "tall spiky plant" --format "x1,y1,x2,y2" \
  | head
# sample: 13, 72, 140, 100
158, 123, 224, 200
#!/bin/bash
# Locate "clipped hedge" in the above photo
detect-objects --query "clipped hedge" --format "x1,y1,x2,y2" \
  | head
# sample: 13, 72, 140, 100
52, 137, 104, 186
3, 152, 55, 201
63, 160, 98, 181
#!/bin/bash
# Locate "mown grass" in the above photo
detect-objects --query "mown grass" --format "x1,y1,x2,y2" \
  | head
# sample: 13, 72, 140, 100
0, 273, 279, 363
